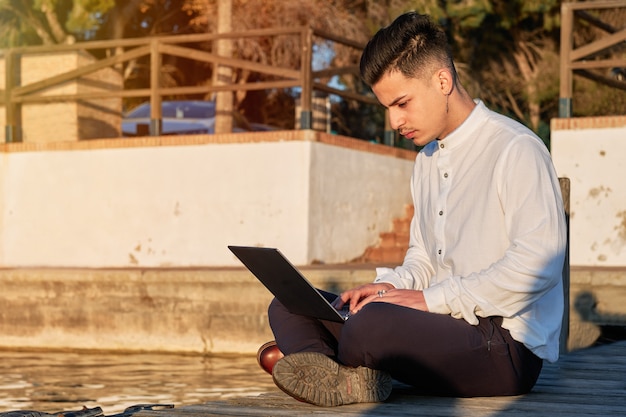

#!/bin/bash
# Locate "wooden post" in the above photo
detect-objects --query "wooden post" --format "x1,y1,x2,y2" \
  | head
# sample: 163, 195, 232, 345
149, 38, 162, 136
299, 26, 313, 129
559, 3, 574, 118
4, 50, 22, 143
560, 177, 571, 354
214, 0, 233, 134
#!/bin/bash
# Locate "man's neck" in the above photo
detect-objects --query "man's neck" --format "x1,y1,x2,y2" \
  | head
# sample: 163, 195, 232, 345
439, 87, 476, 140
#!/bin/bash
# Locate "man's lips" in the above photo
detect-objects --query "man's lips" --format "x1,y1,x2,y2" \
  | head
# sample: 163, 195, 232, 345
400, 129, 416, 139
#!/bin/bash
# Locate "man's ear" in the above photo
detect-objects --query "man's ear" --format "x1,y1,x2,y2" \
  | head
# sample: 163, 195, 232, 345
436, 69, 453, 96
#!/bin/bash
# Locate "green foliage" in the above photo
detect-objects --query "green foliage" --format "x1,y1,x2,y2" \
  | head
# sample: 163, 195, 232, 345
65, 0, 115, 35
447, 0, 493, 29
0, 1, 34, 47
0, 0, 116, 46
574, 77, 626, 117
434, 0, 564, 139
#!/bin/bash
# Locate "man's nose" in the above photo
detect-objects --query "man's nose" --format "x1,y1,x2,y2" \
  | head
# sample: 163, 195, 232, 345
388, 109, 403, 131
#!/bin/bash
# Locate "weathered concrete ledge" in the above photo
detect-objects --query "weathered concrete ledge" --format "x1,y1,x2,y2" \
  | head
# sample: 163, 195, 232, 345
568, 266, 626, 350
0, 265, 379, 355
1, 265, 623, 354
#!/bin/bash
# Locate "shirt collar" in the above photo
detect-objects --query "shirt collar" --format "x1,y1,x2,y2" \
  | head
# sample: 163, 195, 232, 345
437, 99, 487, 151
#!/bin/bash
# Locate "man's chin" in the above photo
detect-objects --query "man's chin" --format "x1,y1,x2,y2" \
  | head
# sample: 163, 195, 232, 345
409, 136, 436, 147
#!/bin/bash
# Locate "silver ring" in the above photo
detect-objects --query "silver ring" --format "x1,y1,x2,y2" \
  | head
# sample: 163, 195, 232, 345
377, 290, 386, 298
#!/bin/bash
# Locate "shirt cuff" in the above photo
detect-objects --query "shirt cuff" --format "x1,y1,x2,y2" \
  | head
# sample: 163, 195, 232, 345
422, 285, 451, 315
373, 267, 402, 288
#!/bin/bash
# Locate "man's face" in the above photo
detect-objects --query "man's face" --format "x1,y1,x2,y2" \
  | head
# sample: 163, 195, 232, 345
372, 70, 448, 147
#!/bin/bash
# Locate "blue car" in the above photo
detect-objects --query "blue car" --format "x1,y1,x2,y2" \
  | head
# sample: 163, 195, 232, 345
122, 100, 219, 136
122, 100, 278, 136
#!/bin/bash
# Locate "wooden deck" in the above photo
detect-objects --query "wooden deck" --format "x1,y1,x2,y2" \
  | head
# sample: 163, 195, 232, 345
133, 340, 626, 417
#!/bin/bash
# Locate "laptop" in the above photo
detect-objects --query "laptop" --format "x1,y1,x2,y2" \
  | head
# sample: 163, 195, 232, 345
228, 245, 350, 323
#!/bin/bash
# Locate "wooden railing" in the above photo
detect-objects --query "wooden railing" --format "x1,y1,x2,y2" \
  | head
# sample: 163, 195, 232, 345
559, 0, 626, 117
0, 26, 380, 142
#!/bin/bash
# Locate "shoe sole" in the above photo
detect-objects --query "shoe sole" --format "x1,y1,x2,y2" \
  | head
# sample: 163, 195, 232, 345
272, 352, 392, 406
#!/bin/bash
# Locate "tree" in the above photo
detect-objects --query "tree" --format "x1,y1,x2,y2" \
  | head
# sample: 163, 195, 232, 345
440, 0, 563, 140
180, 0, 375, 130
95, 1, 206, 110
0, 0, 116, 47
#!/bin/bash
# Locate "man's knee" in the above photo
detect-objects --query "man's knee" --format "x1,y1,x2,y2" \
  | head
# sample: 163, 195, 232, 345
337, 304, 387, 366
268, 297, 288, 321
342, 307, 377, 336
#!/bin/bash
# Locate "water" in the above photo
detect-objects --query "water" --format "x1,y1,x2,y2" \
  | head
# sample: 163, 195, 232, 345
0, 350, 278, 415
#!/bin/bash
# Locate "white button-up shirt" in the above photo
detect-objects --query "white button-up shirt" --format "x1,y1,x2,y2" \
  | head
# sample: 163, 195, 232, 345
374, 100, 567, 362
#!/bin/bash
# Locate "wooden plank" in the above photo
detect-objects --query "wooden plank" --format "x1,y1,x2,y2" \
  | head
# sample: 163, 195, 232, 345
133, 341, 626, 417
569, 57, 626, 70
11, 45, 150, 97
566, 0, 626, 11
15, 79, 301, 104
570, 28, 626, 61
157, 43, 301, 79
575, 10, 619, 33
574, 69, 626, 92
7, 27, 305, 55
135, 394, 626, 417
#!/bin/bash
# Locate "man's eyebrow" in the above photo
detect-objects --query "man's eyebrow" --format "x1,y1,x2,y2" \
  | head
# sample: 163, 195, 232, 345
386, 95, 407, 108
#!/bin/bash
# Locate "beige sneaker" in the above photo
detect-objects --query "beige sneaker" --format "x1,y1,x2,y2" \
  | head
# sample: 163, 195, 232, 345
272, 352, 392, 406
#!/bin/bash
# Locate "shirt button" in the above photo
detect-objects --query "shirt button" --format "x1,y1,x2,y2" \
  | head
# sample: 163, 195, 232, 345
440, 143, 445, 149
438, 249, 442, 255
443, 173, 449, 178
439, 210, 443, 216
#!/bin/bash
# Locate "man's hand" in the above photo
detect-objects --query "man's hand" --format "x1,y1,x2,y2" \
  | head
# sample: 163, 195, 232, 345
331, 282, 429, 314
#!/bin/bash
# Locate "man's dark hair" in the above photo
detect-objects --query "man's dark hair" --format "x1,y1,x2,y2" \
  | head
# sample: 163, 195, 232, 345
360, 12, 456, 86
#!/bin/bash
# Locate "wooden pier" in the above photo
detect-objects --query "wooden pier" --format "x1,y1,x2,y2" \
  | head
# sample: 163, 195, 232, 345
133, 340, 626, 417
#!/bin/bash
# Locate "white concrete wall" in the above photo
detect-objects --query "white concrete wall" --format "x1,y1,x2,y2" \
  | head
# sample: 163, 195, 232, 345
551, 116, 626, 267
0, 131, 414, 268
308, 142, 412, 263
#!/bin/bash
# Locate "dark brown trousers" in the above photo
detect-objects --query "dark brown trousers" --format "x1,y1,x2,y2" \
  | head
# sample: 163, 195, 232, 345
268, 290, 543, 397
